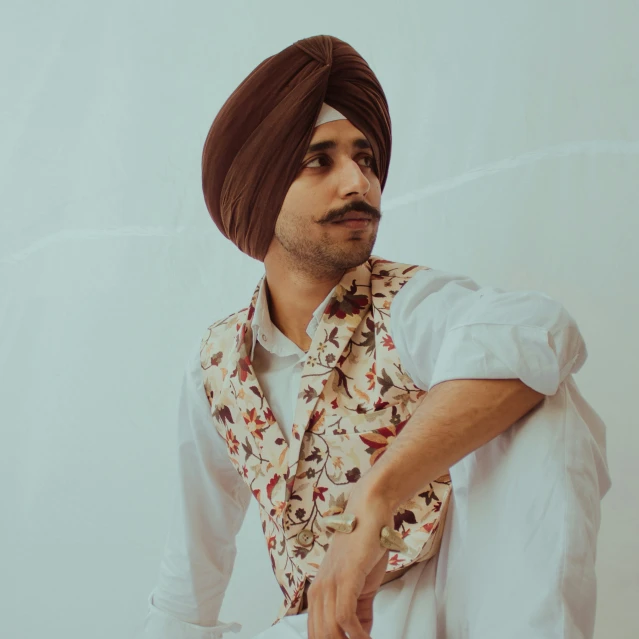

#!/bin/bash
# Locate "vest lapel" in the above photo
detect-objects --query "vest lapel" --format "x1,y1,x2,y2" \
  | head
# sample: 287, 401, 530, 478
232, 277, 292, 491
230, 261, 373, 505
284, 260, 372, 497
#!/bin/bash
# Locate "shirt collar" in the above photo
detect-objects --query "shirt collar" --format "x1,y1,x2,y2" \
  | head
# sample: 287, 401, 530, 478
250, 277, 337, 360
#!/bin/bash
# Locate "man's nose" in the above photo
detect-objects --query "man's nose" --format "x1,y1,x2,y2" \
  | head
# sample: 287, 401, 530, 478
337, 159, 370, 197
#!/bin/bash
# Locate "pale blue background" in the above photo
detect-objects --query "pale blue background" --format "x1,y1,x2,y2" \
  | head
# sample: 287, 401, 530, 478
1, 1, 637, 637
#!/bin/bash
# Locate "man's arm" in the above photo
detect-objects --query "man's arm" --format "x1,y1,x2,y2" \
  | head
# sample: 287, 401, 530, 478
145, 343, 251, 638
369, 266, 586, 507
390, 268, 587, 396
305, 269, 587, 638
355, 378, 544, 512
306, 378, 545, 639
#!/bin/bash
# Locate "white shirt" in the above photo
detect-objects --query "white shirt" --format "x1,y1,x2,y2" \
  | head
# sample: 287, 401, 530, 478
144, 267, 588, 638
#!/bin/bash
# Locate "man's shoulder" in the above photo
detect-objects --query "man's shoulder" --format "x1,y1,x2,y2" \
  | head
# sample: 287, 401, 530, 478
370, 255, 432, 280
197, 305, 251, 361
201, 306, 250, 341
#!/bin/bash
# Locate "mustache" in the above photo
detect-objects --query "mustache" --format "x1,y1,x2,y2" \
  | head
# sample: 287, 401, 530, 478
321, 201, 381, 224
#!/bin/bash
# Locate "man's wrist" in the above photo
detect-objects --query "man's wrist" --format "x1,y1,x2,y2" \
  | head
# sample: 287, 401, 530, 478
348, 474, 399, 520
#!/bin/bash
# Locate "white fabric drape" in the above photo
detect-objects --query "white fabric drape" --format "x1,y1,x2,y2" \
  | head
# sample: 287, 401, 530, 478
145, 267, 609, 637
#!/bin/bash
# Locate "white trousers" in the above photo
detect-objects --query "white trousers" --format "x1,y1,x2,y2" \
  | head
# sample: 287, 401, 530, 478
252, 377, 610, 639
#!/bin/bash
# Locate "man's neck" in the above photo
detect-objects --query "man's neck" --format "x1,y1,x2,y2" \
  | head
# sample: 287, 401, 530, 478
263, 264, 344, 353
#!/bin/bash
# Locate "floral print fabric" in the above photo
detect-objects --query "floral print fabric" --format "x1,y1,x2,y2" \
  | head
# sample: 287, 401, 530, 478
200, 256, 451, 623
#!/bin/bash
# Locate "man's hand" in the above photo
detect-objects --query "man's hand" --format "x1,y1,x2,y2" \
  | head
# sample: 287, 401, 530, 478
306, 487, 393, 639
304, 378, 544, 637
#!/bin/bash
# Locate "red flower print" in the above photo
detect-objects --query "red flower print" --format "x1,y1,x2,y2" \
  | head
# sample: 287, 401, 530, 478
359, 421, 407, 465
325, 282, 369, 319
388, 554, 402, 566
238, 356, 252, 382
373, 398, 390, 410
225, 430, 240, 455
243, 408, 266, 439
313, 486, 329, 502
213, 405, 234, 426
366, 362, 377, 391
266, 474, 281, 501
308, 410, 325, 432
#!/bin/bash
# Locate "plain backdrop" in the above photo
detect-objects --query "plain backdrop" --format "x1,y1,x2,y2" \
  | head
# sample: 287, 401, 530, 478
1, 1, 637, 638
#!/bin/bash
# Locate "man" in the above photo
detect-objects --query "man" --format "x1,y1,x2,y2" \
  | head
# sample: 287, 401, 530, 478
145, 35, 610, 638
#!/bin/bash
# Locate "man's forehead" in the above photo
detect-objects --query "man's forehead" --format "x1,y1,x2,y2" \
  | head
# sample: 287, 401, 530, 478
307, 121, 371, 152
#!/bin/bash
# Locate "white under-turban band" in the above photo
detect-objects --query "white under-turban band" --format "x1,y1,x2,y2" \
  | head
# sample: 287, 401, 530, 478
314, 102, 347, 128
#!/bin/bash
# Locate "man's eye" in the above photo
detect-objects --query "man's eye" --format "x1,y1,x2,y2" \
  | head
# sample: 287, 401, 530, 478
304, 154, 376, 169
305, 155, 329, 168
361, 155, 376, 168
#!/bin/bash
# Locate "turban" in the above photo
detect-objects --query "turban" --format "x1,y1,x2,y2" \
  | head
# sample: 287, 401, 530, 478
201, 35, 392, 261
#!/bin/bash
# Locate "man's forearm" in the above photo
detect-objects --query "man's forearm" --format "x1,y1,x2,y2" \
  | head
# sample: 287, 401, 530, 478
357, 378, 545, 511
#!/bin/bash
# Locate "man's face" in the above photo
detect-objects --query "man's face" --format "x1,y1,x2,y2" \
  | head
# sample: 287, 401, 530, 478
269, 119, 382, 275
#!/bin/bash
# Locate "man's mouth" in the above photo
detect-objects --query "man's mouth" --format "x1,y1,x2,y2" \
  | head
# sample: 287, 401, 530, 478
332, 214, 373, 223
331, 217, 373, 229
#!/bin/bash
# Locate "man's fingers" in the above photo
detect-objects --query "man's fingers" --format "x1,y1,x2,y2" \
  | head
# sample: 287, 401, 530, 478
307, 582, 348, 639
335, 587, 371, 639
322, 589, 349, 639
356, 595, 375, 634
306, 583, 321, 639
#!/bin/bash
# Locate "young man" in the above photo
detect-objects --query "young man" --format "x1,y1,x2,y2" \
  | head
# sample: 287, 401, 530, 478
145, 35, 610, 639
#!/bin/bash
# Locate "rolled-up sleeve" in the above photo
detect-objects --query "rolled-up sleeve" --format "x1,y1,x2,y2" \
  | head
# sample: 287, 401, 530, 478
390, 268, 587, 396
144, 343, 251, 638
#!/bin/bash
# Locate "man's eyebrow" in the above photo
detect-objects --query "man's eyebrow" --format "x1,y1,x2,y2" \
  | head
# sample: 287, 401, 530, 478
305, 138, 372, 154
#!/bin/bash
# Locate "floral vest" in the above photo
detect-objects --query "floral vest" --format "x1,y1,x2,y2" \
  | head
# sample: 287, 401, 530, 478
200, 256, 451, 624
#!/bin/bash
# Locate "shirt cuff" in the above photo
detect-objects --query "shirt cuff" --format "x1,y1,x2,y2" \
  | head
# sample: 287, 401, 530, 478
428, 323, 586, 396
144, 594, 242, 639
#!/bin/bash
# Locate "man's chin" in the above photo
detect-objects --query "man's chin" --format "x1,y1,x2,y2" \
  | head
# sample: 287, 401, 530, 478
273, 234, 376, 275
330, 244, 375, 271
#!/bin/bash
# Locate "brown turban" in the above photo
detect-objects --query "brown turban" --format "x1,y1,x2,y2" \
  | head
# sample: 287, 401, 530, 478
201, 35, 392, 261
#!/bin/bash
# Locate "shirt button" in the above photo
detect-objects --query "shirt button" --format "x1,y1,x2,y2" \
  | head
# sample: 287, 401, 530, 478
296, 529, 315, 547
